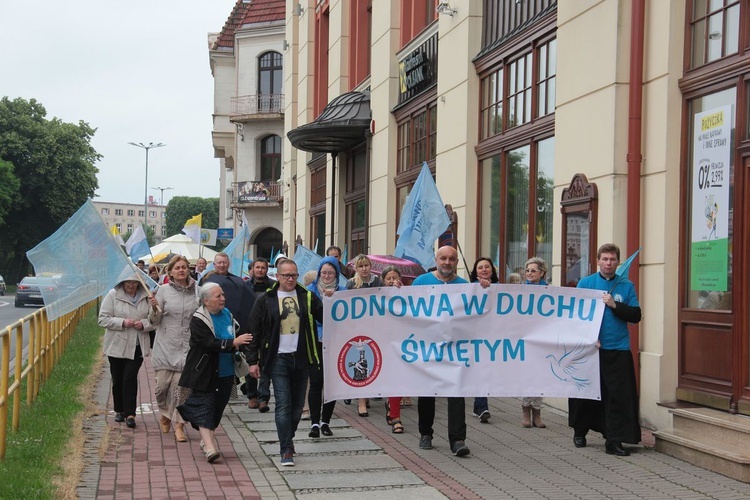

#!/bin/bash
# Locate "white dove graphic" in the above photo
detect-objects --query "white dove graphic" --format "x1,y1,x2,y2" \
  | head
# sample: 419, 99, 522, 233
349, 338, 372, 351
546, 343, 590, 390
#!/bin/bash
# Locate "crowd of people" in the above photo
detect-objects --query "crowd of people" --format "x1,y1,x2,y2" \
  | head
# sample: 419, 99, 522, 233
100, 241, 642, 465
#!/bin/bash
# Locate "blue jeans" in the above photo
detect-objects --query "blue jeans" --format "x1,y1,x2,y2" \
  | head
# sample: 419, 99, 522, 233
270, 353, 309, 453
473, 397, 489, 414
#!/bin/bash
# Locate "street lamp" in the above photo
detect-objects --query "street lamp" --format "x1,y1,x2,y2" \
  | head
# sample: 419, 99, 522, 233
151, 186, 174, 206
128, 142, 166, 229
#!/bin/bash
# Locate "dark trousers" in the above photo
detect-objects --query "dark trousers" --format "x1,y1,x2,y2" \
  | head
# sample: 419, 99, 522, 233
418, 396, 466, 445
108, 345, 144, 417
257, 371, 271, 403
245, 375, 258, 399
568, 349, 641, 444
308, 359, 336, 425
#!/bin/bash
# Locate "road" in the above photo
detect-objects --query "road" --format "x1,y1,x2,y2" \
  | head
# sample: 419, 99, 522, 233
0, 293, 39, 363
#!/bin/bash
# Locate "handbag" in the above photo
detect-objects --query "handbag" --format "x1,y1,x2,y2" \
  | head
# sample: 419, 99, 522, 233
234, 351, 250, 378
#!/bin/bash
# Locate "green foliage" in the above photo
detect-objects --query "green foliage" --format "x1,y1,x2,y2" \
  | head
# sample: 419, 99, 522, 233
165, 196, 220, 236
0, 159, 20, 225
0, 308, 102, 498
0, 97, 100, 282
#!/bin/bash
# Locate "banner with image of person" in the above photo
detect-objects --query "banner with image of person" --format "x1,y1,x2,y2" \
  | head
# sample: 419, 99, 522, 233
323, 284, 605, 402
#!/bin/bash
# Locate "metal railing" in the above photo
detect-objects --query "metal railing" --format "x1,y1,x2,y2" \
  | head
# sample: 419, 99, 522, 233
0, 300, 95, 459
230, 94, 285, 118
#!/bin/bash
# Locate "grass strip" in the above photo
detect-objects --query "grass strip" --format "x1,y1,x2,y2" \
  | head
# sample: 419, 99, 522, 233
0, 308, 101, 499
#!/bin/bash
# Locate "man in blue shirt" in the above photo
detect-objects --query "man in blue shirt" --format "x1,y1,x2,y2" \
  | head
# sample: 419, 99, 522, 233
412, 245, 470, 457
569, 243, 642, 456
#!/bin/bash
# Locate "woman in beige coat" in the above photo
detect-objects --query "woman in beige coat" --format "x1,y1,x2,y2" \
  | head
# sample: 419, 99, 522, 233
99, 274, 154, 429
148, 256, 199, 442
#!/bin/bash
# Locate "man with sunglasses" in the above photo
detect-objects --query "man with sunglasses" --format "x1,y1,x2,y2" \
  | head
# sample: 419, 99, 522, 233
246, 259, 324, 467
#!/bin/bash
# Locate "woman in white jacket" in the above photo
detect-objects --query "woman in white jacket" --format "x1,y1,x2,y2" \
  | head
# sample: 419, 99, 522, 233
148, 255, 199, 442
99, 273, 154, 429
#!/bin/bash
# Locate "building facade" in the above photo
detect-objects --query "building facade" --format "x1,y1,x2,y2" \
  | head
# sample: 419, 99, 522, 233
210, 0, 287, 261
279, 0, 750, 478
93, 199, 166, 241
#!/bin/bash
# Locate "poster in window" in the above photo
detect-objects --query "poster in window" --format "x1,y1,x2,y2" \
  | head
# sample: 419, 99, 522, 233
690, 105, 731, 291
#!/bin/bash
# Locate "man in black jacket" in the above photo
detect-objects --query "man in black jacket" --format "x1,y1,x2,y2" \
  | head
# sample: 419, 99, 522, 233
247, 259, 323, 467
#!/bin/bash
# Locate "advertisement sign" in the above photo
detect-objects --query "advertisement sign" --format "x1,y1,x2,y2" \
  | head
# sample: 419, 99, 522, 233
237, 181, 270, 202
690, 105, 731, 291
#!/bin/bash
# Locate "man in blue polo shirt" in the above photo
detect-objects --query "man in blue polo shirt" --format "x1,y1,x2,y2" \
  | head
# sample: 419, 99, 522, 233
412, 245, 470, 457
568, 243, 642, 457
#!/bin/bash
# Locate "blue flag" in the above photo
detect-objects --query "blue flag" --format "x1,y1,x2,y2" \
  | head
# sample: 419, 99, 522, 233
26, 199, 152, 320
126, 224, 151, 260
394, 162, 451, 270
608, 247, 642, 293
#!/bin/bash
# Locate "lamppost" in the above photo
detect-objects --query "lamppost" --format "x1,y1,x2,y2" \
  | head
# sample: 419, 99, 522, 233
128, 142, 166, 229
151, 186, 174, 206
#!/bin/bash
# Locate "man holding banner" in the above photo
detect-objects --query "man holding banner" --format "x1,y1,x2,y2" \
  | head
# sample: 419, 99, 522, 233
412, 245, 471, 457
568, 243, 642, 457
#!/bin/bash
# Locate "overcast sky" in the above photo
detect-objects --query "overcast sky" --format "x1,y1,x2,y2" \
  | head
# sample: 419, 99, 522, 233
0, 0, 236, 206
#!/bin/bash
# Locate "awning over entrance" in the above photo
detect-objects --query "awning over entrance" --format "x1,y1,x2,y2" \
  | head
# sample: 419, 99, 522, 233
287, 91, 371, 153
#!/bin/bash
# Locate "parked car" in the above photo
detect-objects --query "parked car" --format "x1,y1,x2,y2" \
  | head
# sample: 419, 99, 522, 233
0, 274, 5, 295
58, 274, 89, 296
15, 276, 59, 308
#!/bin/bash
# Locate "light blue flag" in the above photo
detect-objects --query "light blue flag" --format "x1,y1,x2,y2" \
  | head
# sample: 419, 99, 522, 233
394, 162, 451, 270
293, 245, 347, 288
126, 224, 151, 260
26, 199, 151, 320
608, 247, 642, 293
205, 224, 249, 277
341, 244, 348, 265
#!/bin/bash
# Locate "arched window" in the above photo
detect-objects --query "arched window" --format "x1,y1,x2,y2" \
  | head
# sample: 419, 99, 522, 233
260, 135, 281, 182
259, 51, 282, 96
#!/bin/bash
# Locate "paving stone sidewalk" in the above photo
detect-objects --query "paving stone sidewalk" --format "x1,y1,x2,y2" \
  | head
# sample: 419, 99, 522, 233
78, 357, 750, 499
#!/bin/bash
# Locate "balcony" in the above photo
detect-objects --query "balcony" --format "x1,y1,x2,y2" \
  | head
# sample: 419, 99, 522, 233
230, 94, 284, 122
230, 180, 283, 209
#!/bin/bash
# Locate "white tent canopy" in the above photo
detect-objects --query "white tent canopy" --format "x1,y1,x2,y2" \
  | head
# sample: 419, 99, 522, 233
142, 234, 218, 265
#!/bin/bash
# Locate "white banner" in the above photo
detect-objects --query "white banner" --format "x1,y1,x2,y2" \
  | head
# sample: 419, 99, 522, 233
323, 284, 606, 401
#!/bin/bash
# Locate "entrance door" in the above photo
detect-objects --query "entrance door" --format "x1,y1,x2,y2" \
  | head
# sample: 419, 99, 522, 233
677, 91, 749, 414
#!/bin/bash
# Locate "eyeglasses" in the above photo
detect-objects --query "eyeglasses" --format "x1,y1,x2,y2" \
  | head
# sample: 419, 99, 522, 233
278, 273, 299, 280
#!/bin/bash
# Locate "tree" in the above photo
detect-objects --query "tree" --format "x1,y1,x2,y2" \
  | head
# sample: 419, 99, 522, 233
165, 196, 220, 237
0, 97, 100, 281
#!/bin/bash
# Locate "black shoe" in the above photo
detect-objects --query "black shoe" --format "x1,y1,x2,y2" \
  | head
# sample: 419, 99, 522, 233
126, 416, 136, 429
308, 425, 320, 438
320, 423, 333, 436
343, 399, 351, 405
478, 410, 491, 423
419, 435, 433, 450
114, 412, 124, 423
573, 436, 587, 448
605, 441, 630, 456
451, 440, 470, 457
258, 401, 270, 413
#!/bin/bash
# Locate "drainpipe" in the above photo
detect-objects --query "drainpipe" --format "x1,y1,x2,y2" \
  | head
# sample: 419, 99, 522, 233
626, 0, 645, 380
330, 153, 337, 249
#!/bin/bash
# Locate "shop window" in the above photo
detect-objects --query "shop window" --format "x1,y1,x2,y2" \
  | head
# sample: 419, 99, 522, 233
345, 148, 367, 255
396, 104, 437, 173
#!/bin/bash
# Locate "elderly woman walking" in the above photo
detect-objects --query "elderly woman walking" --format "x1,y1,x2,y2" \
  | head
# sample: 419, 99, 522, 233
148, 255, 199, 442
177, 283, 253, 463
99, 273, 155, 429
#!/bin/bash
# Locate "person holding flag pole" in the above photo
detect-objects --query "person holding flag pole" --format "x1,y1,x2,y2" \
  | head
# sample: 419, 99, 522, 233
568, 244, 642, 457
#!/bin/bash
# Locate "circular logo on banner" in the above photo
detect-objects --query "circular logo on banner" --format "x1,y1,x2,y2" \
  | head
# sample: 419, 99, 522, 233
337, 336, 382, 387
